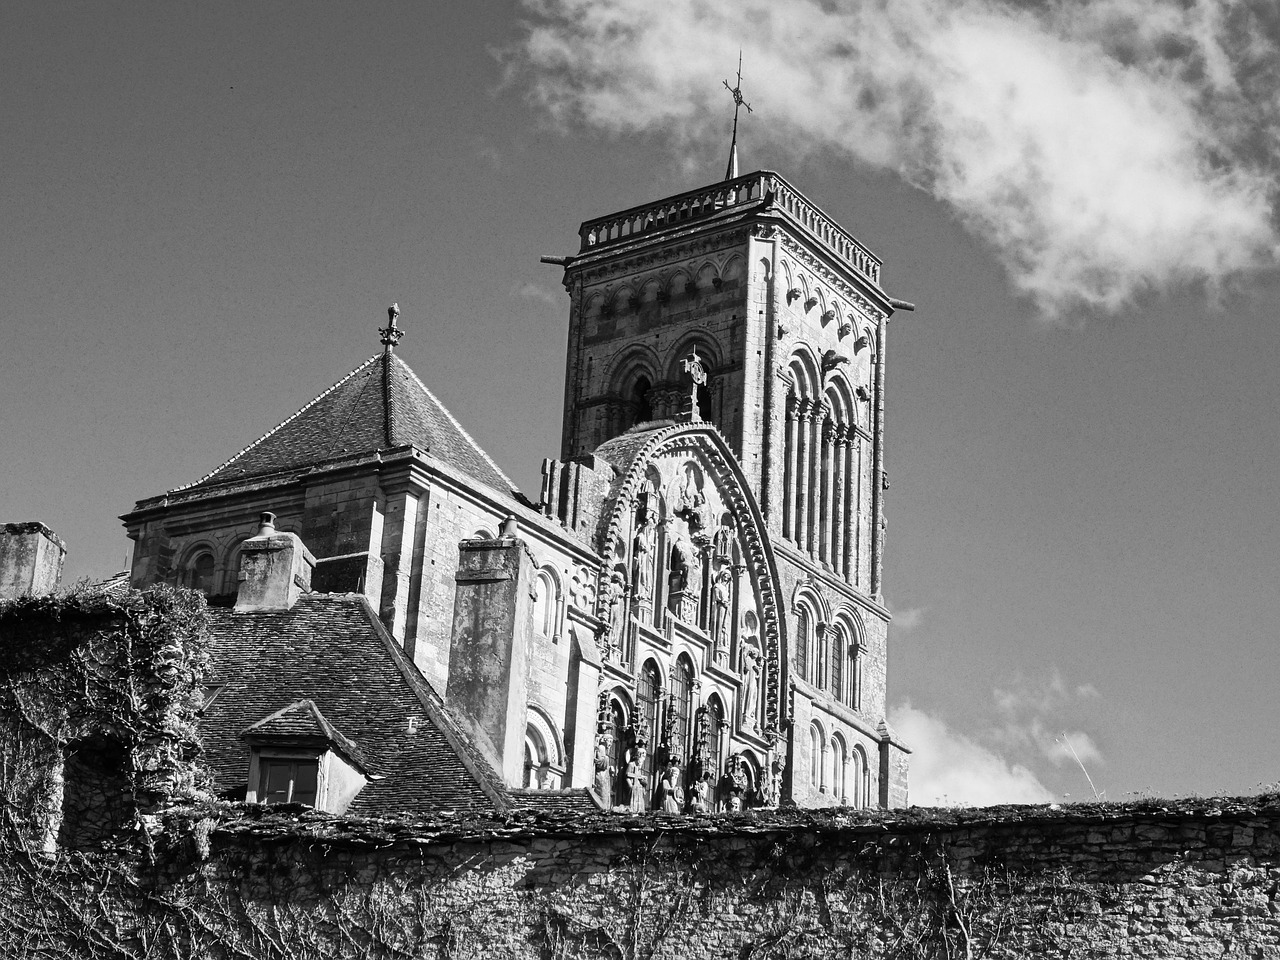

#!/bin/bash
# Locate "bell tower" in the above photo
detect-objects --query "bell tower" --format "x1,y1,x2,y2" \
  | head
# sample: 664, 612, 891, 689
555, 172, 906, 597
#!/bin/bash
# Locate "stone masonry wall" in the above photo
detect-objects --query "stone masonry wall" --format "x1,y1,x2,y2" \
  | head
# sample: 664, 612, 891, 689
5, 797, 1280, 958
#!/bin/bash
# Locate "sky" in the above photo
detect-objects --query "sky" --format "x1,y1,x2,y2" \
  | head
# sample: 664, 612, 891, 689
4, 0, 1280, 806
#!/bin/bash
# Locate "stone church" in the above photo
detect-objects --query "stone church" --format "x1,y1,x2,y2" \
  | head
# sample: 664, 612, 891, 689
111, 168, 913, 816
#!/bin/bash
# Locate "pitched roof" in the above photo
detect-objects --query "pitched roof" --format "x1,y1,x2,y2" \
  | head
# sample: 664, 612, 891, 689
242, 698, 372, 773
202, 594, 507, 817
181, 351, 515, 495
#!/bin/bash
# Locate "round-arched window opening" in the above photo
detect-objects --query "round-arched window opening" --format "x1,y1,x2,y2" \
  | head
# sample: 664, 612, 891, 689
697, 382, 712, 423
632, 377, 653, 424
189, 553, 216, 594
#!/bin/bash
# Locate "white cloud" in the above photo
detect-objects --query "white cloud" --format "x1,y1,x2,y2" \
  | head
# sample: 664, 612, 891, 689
991, 669, 1106, 772
890, 702, 1054, 806
514, 282, 561, 306
892, 606, 924, 632
507, 0, 1280, 320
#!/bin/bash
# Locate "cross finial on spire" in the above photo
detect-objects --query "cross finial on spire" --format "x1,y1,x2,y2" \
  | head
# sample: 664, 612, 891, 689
681, 349, 708, 421
723, 51, 753, 181
379, 302, 404, 350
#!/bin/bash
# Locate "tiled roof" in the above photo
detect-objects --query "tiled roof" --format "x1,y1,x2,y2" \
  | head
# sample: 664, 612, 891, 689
202, 594, 506, 817
507, 788, 604, 814
242, 699, 372, 773
180, 351, 515, 495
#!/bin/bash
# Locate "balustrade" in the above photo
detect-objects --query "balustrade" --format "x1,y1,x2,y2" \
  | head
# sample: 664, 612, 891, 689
577, 172, 882, 285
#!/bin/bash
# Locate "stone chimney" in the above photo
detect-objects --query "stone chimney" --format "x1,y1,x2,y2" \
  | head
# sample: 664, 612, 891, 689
234, 513, 315, 613
445, 534, 535, 786
0, 521, 67, 599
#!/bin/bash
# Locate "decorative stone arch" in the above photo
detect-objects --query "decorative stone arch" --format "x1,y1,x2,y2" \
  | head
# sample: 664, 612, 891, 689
584, 291, 606, 317
222, 534, 252, 596
524, 704, 565, 789
638, 275, 663, 306
178, 540, 219, 592
532, 565, 564, 642
667, 267, 694, 301
664, 331, 724, 381
787, 344, 822, 401
608, 283, 635, 314
825, 373, 856, 429
720, 253, 746, 285
830, 731, 850, 803
665, 332, 724, 425
851, 743, 871, 808
779, 258, 794, 296
692, 260, 717, 292
595, 423, 788, 783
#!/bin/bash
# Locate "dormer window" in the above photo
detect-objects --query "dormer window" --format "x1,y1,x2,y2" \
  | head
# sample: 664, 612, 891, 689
241, 699, 370, 814
258, 756, 319, 806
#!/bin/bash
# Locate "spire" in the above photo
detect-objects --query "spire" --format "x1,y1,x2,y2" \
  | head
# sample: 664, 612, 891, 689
722, 52, 752, 181
379, 302, 404, 351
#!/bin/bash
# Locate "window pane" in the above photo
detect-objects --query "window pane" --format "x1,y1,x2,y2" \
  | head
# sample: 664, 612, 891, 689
291, 762, 318, 805
261, 761, 294, 804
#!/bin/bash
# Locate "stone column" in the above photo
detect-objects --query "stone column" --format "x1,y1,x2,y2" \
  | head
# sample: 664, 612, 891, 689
794, 399, 811, 548
783, 392, 798, 539
806, 406, 822, 555
819, 412, 835, 565
832, 425, 847, 578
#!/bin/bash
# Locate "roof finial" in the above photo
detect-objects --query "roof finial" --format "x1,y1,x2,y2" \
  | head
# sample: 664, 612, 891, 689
722, 51, 752, 181
681, 349, 708, 421
379, 302, 404, 350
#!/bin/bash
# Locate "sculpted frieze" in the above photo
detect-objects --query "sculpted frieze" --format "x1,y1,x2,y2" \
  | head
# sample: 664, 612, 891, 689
780, 235, 885, 322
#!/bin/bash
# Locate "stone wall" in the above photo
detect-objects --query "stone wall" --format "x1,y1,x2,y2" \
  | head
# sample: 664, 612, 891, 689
5, 796, 1280, 958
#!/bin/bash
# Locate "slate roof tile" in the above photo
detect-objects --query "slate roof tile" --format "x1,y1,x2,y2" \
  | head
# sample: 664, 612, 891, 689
202, 594, 505, 817
179, 352, 515, 496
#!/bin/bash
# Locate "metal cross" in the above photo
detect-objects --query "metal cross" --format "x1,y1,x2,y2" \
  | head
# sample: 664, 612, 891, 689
723, 51, 753, 122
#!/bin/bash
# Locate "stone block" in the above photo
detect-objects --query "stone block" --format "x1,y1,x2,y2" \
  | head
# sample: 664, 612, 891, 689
0, 521, 66, 598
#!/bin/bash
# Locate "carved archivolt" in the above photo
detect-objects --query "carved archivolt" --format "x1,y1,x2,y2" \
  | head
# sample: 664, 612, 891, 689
594, 423, 787, 739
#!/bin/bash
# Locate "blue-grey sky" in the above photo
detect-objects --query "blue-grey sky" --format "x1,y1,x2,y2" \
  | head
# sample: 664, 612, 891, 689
4, 0, 1279, 805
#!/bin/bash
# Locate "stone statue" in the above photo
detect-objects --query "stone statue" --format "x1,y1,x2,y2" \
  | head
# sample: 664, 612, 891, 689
593, 738, 613, 808
626, 746, 647, 813
711, 566, 732, 649
632, 511, 656, 606
689, 775, 712, 814
605, 571, 627, 657
739, 635, 762, 729
659, 761, 684, 814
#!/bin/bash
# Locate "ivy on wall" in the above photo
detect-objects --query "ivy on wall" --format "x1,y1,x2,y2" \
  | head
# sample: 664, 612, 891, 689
0, 584, 210, 849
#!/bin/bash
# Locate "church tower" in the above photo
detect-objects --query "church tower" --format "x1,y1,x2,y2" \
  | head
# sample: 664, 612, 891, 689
555, 169, 912, 806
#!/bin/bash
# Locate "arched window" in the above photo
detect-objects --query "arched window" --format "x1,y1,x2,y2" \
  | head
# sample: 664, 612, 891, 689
831, 737, 847, 804
524, 725, 548, 788
609, 697, 628, 780
188, 552, 216, 594
795, 606, 810, 682
808, 723, 821, 789
532, 569, 557, 639
637, 660, 662, 788
816, 623, 829, 690
852, 745, 872, 808
631, 377, 654, 425
670, 656, 695, 764
705, 695, 725, 779
849, 640, 863, 711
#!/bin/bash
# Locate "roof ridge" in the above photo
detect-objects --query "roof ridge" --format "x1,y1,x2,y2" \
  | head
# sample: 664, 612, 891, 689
391, 354, 518, 493
173, 355, 382, 493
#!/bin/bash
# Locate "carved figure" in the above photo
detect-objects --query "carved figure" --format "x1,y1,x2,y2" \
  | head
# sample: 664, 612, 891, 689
605, 571, 627, 656
739, 635, 762, 729
711, 566, 733, 648
593, 738, 613, 808
659, 762, 684, 814
632, 511, 657, 605
626, 747, 648, 812
689, 775, 712, 814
